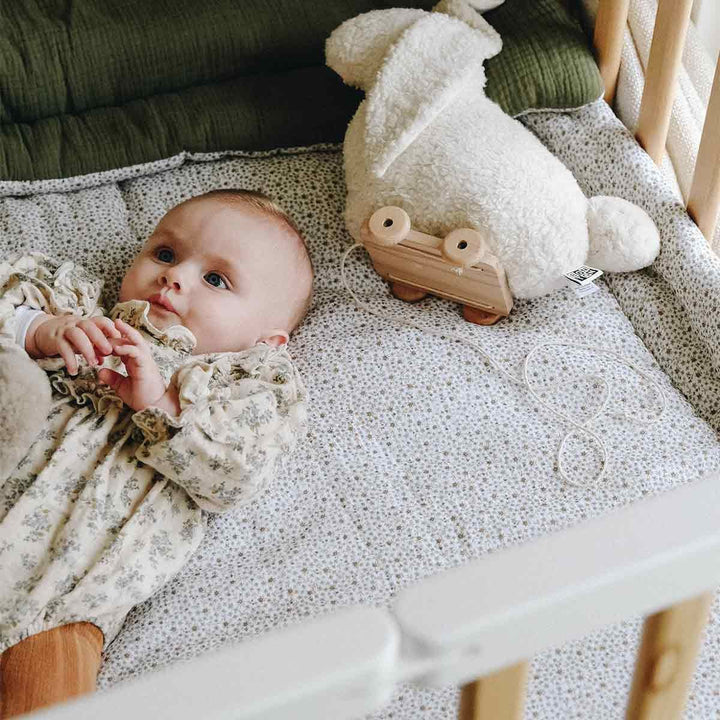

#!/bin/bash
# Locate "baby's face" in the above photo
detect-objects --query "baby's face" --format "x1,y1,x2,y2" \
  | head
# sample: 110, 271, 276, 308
119, 198, 300, 353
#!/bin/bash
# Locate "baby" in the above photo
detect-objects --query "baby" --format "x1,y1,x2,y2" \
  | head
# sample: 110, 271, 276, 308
0, 189, 311, 718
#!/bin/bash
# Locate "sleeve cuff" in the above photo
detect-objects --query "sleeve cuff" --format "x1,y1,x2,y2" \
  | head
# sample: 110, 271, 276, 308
14, 305, 46, 350
132, 404, 184, 444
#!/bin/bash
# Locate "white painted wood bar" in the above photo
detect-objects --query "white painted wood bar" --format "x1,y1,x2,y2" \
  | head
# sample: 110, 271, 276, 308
688, 57, 720, 248
33, 606, 400, 720
635, 0, 694, 165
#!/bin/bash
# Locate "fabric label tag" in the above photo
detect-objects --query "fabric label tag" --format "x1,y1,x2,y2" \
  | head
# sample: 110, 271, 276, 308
571, 282, 600, 298
564, 265, 604, 286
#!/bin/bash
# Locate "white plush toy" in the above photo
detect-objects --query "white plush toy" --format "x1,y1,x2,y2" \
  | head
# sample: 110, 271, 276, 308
326, 0, 660, 301
0, 342, 52, 482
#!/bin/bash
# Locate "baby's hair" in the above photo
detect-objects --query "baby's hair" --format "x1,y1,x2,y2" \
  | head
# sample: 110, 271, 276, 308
191, 188, 314, 333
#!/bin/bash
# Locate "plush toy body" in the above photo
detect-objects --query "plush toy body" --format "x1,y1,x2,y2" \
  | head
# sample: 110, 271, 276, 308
326, 0, 661, 300
0, 344, 52, 482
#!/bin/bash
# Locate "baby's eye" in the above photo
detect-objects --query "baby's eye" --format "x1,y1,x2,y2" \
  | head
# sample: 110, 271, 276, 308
156, 248, 174, 263
204, 272, 227, 289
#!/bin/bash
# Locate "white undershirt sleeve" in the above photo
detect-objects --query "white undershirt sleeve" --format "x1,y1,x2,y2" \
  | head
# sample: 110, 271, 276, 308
14, 305, 47, 351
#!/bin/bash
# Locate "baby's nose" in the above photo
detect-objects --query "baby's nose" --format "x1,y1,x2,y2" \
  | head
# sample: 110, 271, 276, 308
160, 266, 184, 290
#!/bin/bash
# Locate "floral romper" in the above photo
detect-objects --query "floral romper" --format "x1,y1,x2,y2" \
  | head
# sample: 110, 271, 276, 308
0, 253, 308, 654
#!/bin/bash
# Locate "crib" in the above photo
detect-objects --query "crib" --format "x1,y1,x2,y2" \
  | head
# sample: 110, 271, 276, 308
34, 474, 720, 719
5, 0, 720, 718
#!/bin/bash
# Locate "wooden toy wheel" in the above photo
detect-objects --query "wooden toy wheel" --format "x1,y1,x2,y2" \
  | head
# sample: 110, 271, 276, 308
368, 206, 411, 246
463, 305, 503, 325
442, 228, 488, 267
391, 281, 428, 302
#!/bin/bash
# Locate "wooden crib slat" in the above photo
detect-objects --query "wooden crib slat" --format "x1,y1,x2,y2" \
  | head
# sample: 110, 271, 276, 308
593, 0, 631, 105
458, 661, 529, 720
625, 592, 714, 720
687, 58, 720, 248
635, 0, 694, 165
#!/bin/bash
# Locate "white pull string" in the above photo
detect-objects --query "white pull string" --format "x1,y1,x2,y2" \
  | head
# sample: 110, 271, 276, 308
340, 243, 666, 488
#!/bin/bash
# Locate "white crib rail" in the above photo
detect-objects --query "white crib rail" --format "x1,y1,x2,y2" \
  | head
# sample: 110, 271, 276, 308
33, 606, 400, 720
35, 472, 720, 720
395, 471, 720, 687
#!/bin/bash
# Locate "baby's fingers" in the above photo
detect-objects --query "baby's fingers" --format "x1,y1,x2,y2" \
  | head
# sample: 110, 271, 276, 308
114, 318, 146, 347
97, 368, 123, 390
78, 320, 113, 356
65, 326, 99, 368
113, 344, 141, 359
90, 316, 123, 341
57, 337, 80, 375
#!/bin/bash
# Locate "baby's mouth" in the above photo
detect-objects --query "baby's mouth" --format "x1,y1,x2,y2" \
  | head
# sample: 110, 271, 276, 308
150, 302, 175, 315
147, 294, 178, 315
147, 302, 180, 329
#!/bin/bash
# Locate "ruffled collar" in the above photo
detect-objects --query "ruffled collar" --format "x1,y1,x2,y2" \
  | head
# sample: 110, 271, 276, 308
109, 299, 197, 354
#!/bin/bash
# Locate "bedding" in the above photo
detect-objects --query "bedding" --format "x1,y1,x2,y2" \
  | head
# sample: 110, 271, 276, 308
1, 98, 720, 718
0, 0, 602, 181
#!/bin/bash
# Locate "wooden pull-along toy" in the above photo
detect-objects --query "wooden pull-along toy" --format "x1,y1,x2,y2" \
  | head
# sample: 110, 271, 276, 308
360, 206, 513, 325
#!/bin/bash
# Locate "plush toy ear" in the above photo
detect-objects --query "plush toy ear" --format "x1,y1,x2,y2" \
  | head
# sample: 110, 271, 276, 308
462, 0, 506, 10
365, 13, 502, 179
325, 8, 427, 91
433, 0, 506, 35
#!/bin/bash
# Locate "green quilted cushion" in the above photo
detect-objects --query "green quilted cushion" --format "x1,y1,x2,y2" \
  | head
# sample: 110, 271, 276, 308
484, 0, 603, 117
0, 0, 602, 181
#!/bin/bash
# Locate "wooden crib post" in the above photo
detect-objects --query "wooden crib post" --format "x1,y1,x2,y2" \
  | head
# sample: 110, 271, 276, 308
687, 58, 720, 249
625, 592, 714, 720
593, 0, 631, 105
458, 661, 529, 720
635, 0, 694, 165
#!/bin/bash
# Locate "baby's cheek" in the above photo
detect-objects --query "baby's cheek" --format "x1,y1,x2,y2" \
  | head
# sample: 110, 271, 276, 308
187, 316, 232, 353
226, 317, 261, 351
118, 261, 143, 301
196, 298, 266, 351
117, 276, 130, 302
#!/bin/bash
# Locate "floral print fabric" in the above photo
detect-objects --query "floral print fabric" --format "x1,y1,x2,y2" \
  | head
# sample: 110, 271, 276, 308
2, 103, 720, 718
0, 252, 308, 653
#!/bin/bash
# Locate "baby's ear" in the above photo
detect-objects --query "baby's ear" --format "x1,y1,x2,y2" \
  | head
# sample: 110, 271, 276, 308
326, 8, 427, 91
259, 330, 289, 347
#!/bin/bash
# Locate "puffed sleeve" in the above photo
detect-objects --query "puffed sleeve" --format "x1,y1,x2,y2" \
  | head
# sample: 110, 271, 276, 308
131, 343, 308, 513
0, 251, 104, 346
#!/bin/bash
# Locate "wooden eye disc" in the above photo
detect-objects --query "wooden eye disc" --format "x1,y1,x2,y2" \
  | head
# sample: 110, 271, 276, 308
367, 206, 411, 246
442, 228, 488, 267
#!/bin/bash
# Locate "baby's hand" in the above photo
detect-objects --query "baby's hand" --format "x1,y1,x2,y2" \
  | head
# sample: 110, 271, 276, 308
97, 319, 171, 413
29, 314, 122, 375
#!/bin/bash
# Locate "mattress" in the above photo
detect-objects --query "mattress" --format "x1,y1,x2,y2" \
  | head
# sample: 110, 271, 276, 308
1, 98, 720, 718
